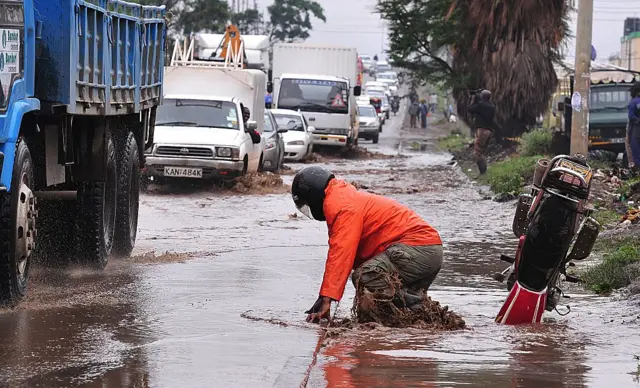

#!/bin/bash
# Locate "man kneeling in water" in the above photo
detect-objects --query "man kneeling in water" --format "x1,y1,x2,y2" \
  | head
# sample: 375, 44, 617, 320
291, 166, 443, 323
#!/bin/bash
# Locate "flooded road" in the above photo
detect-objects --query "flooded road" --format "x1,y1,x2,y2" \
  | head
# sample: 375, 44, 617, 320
1, 109, 640, 387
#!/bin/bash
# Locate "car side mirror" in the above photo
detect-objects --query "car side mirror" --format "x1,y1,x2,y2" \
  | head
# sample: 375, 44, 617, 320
277, 127, 288, 133
307, 126, 315, 132
267, 81, 273, 94
245, 120, 258, 132
354, 86, 362, 96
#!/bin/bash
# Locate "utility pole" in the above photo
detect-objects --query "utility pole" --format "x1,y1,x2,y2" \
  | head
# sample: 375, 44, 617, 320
570, 0, 594, 156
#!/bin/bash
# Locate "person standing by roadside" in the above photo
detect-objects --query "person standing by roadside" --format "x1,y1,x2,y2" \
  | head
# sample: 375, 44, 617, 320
419, 98, 428, 129
468, 90, 496, 175
626, 82, 640, 169
408, 99, 420, 128
429, 92, 438, 113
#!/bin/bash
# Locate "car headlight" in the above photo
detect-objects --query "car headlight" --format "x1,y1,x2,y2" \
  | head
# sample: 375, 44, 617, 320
288, 140, 305, 146
216, 147, 240, 159
265, 141, 276, 150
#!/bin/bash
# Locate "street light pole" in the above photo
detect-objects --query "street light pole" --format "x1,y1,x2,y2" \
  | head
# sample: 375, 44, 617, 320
570, 0, 594, 156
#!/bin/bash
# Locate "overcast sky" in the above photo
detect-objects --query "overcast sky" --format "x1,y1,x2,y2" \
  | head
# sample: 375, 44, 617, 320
254, 0, 638, 63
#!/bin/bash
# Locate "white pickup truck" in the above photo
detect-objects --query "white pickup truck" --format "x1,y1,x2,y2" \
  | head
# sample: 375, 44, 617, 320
146, 94, 264, 180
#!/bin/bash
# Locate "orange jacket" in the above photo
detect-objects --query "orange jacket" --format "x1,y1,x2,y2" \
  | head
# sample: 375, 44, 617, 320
319, 179, 442, 301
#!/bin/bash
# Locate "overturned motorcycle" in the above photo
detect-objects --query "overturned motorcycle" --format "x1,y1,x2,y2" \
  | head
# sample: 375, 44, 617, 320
494, 155, 600, 325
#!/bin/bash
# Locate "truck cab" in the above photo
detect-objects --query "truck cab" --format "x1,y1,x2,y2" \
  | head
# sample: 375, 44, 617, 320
588, 82, 632, 153
275, 73, 360, 147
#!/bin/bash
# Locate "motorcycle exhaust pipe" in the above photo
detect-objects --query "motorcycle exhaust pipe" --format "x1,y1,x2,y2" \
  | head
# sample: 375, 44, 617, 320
533, 158, 550, 187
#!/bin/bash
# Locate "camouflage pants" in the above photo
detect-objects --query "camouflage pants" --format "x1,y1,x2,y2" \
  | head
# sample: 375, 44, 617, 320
351, 244, 443, 307
474, 128, 492, 174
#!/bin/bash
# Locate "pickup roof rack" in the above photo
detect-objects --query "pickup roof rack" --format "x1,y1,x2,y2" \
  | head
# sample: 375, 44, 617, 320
170, 35, 245, 69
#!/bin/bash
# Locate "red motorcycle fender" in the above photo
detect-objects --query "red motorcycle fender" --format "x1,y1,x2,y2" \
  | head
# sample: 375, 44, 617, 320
495, 281, 547, 325
495, 235, 547, 325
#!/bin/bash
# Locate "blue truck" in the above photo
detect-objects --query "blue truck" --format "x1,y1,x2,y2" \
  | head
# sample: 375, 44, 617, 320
0, 0, 166, 305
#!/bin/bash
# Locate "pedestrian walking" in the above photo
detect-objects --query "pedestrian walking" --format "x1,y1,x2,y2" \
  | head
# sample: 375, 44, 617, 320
468, 90, 496, 175
429, 92, 438, 113
419, 98, 428, 129
626, 82, 640, 169
408, 99, 420, 128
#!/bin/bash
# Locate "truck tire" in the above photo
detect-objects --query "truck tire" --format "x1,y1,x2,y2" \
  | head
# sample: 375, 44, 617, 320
76, 134, 117, 269
113, 131, 139, 257
0, 139, 36, 305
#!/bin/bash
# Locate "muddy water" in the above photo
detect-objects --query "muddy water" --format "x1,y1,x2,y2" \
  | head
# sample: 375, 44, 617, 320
0, 111, 639, 387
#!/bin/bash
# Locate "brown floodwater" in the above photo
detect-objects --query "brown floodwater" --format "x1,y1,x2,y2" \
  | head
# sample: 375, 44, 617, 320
0, 108, 639, 388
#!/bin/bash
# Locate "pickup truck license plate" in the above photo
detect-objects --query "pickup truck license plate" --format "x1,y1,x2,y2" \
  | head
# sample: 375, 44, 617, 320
609, 138, 625, 144
164, 166, 203, 178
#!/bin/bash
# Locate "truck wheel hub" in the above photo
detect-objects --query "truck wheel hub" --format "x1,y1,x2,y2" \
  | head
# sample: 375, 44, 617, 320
15, 179, 35, 277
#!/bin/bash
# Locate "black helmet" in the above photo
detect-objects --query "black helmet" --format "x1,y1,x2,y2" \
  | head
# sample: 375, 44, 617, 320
291, 166, 335, 221
480, 89, 492, 100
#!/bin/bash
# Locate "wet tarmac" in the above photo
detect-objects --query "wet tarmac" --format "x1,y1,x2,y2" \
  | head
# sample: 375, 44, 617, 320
1, 107, 640, 387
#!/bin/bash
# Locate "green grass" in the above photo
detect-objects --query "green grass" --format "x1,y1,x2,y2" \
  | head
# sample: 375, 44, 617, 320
519, 129, 553, 157
618, 176, 640, 196
582, 236, 640, 294
592, 208, 621, 227
587, 158, 615, 172
481, 155, 544, 195
437, 133, 470, 153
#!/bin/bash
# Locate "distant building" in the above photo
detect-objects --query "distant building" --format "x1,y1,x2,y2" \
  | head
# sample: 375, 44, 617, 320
621, 17, 640, 71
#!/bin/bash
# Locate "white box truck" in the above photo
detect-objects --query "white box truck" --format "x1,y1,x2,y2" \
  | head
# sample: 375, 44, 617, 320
270, 43, 362, 148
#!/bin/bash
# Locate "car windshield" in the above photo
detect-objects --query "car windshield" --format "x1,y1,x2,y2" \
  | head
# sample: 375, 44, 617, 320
377, 64, 391, 71
358, 106, 377, 117
377, 74, 393, 80
590, 86, 631, 110
360, 55, 371, 61
367, 90, 385, 98
156, 98, 240, 129
277, 78, 349, 114
273, 114, 306, 131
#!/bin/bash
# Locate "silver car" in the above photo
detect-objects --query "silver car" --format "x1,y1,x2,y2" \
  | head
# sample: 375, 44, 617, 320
261, 110, 287, 172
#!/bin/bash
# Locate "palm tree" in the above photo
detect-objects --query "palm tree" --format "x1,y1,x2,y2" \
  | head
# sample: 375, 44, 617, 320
448, 0, 571, 138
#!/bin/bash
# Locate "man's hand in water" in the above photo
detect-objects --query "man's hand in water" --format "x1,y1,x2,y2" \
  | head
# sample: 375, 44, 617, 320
305, 296, 332, 323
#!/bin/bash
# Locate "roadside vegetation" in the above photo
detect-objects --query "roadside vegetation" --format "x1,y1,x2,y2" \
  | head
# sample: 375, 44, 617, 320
436, 128, 470, 153
582, 236, 640, 294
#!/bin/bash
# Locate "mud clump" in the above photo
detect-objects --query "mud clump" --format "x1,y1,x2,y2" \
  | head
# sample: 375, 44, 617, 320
304, 147, 398, 163
342, 146, 396, 160
131, 251, 200, 264
232, 172, 290, 194
353, 293, 466, 330
339, 276, 466, 331
241, 311, 289, 327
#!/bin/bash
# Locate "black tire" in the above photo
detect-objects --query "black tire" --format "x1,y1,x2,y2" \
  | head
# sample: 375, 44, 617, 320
257, 153, 264, 173
0, 139, 35, 305
140, 175, 149, 193
113, 131, 140, 257
373, 134, 379, 144
242, 156, 248, 176
277, 149, 284, 172
76, 134, 117, 269
379, 125, 382, 133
